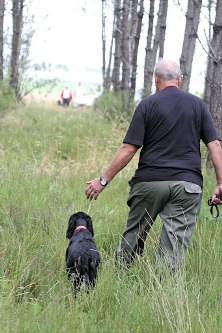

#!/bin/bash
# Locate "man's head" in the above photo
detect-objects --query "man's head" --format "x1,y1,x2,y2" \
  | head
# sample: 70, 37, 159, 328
154, 59, 183, 91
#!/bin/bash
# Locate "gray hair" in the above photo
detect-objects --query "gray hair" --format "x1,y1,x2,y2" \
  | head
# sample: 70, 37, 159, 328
154, 59, 182, 82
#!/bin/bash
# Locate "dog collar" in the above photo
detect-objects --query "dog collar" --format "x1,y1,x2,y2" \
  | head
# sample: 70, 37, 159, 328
74, 226, 87, 232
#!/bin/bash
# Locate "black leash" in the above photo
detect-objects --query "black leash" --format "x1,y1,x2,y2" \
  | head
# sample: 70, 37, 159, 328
208, 198, 220, 218
208, 199, 219, 218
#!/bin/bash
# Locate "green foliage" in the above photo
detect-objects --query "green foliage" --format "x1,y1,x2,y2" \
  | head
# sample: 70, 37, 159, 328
93, 91, 135, 122
0, 105, 222, 333
0, 82, 16, 115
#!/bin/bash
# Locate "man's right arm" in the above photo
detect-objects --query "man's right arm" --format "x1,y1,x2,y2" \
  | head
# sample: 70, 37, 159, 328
85, 143, 138, 200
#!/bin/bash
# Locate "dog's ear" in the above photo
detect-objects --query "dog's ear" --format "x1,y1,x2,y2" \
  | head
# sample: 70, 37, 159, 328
86, 216, 94, 236
66, 214, 76, 239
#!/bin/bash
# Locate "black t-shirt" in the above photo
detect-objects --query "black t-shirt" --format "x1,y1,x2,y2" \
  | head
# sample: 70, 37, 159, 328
123, 86, 220, 187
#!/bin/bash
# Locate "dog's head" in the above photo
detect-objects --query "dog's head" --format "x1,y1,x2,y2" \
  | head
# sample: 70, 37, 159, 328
66, 211, 94, 239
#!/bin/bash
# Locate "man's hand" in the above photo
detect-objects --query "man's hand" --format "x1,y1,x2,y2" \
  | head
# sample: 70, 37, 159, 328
211, 185, 222, 205
85, 178, 105, 200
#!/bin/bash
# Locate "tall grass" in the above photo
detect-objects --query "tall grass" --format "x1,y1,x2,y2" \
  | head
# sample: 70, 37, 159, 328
0, 105, 221, 333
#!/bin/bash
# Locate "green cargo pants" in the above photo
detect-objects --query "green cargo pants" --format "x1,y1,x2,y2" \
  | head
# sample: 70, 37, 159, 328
116, 181, 202, 270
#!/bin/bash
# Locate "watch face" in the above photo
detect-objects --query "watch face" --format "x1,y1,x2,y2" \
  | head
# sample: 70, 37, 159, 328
100, 178, 107, 186
100, 177, 108, 186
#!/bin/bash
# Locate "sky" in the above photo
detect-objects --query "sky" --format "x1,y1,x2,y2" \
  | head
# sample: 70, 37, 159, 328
31, 0, 103, 83
30, 0, 209, 94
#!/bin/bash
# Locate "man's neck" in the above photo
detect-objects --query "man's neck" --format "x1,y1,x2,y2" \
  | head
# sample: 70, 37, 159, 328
157, 81, 179, 91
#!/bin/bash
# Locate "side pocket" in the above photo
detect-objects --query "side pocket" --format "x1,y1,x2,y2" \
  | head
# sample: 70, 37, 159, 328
184, 183, 202, 194
184, 182, 202, 215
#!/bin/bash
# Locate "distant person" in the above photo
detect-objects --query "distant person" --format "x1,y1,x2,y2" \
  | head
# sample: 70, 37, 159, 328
85, 58, 222, 272
60, 85, 72, 107
74, 82, 86, 107
74, 82, 85, 97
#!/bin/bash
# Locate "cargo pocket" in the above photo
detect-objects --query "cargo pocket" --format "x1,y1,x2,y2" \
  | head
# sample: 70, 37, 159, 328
184, 183, 202, 194
184, 182, 202, 215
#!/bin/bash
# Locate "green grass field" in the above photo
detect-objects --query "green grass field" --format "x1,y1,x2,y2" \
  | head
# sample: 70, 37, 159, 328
0, 104, 221, 333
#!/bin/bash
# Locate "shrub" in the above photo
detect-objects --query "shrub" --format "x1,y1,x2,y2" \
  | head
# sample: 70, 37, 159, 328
0, 81, 16, 116
93, 91, 136, 123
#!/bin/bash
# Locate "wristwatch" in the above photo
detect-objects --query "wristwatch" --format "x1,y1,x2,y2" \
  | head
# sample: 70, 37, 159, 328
100, 176, 108, 186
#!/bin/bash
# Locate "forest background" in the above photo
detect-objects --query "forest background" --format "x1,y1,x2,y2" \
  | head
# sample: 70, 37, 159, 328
0, 0, 222, 135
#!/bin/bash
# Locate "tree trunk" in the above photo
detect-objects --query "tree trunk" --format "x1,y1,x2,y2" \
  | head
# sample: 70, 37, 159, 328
180, 0, 202, 92
112, 0, 144, 111
104, 9, 115, 91
130, 0, 144, 98
151, 0, 168, 61
121, 0, 130, 91
143, 0, 168, 97
129, 0, 138, 62
143, 0, 155, 97
0, 0, 5, 80
204, 0, 222, 138
10, 0, 24, 98
158, 0, 168, 58
112, 0, 122, 92
102, 0, 106, 90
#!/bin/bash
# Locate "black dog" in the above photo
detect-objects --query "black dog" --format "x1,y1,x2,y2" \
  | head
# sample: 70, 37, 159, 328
65, 212, 101, 293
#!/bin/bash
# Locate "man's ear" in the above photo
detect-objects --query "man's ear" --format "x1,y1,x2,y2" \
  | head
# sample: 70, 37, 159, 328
178, 74, 183, 87
154, 75, 159, 86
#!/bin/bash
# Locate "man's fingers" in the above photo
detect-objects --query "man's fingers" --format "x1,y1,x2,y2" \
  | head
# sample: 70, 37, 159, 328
86, 185, 99, 200
86, 178, 103, 200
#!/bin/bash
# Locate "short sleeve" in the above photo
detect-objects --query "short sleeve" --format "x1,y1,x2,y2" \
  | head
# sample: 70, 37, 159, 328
123, 103, 146, 147
201, 102, 221, 145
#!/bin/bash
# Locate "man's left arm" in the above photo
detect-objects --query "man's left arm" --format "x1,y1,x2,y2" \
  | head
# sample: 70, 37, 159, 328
207, 140, 222, 203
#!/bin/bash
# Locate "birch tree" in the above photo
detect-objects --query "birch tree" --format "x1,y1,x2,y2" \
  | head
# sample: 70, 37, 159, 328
10, 0, 24, 98
121, 0, 130, 91
180, 0, 202, 91
112, 0, 122, 92
143, 0, 169, 97
158, 0, 168, 58
130, 0, 144, 99
0, 0, 5, 80
102, 0, 106, 89
204, 0, 222, 137
143, 0, 155, 97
